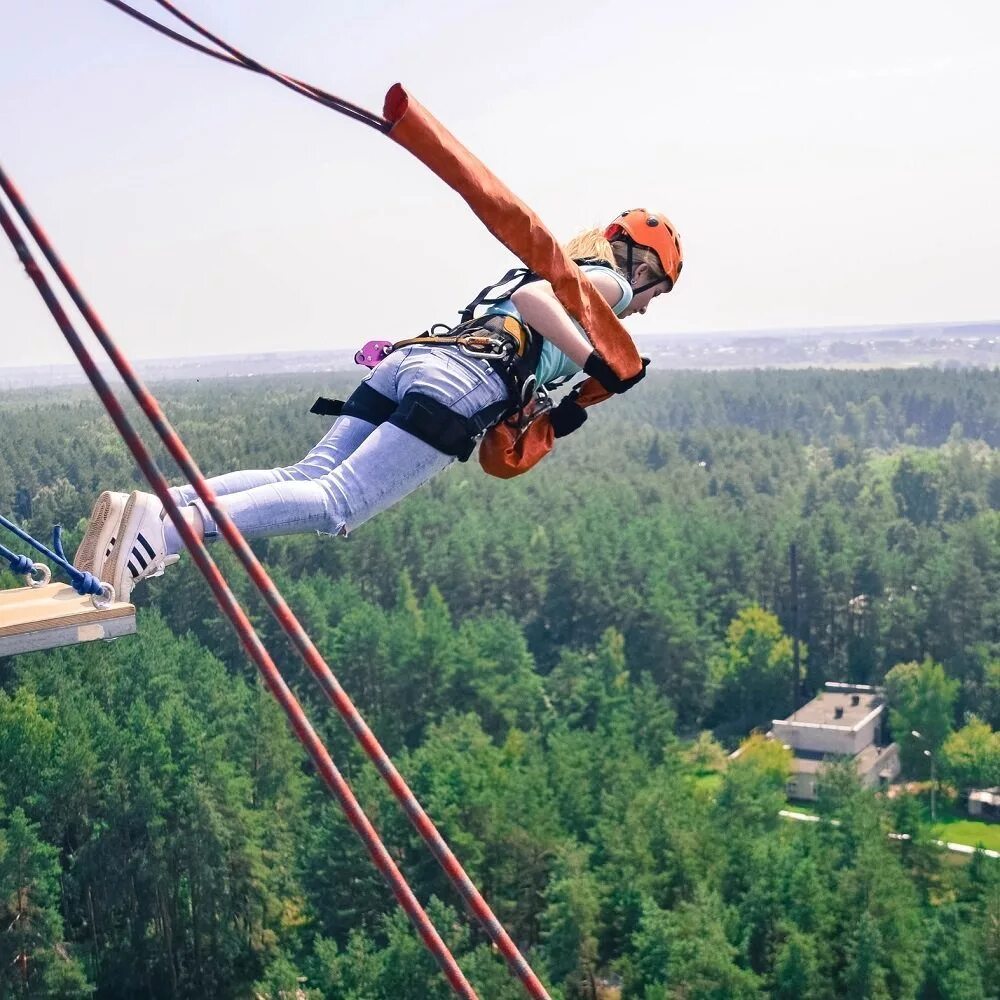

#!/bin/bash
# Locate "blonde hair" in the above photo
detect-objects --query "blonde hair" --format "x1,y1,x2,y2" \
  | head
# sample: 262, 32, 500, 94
563, 225, 667, 283
563, 227, 617, 266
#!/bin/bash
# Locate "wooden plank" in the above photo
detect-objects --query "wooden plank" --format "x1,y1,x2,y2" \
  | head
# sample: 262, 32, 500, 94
0, 583, 136, 656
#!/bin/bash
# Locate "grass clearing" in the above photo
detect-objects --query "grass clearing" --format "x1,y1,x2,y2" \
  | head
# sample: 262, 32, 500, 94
785, 799, 819, 816
930, 817, 1000, 853
907, 790, 1000, 852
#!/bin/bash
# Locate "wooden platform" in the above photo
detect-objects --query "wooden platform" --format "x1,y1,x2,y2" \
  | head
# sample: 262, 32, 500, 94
0, 583, 136, 656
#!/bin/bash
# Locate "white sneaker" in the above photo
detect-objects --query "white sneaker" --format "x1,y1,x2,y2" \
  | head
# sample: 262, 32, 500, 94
101, 491, 177, 602
75, 491, 130, 577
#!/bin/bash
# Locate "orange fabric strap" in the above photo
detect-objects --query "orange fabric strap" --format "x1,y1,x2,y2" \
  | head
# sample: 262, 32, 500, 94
477, 377, 612, 479
384, 84, 641, 380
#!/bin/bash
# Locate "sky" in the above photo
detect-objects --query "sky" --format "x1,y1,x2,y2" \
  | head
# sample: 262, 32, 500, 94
1, 0, 999, 368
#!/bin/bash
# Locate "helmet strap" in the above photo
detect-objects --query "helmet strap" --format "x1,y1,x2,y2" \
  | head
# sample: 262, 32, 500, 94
632, 275, 674, 296
612, 228, 673, 296
623, 234, 672, 295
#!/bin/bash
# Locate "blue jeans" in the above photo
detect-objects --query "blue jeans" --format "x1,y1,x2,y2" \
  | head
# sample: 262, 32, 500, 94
168, 346, 511, 547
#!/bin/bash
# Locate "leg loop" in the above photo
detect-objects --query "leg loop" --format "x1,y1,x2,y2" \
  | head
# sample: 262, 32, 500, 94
388, 393, 514, 461
389, 393, 478, 460
337, 382, 397, 424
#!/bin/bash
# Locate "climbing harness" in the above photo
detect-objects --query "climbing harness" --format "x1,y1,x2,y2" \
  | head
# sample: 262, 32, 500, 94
316, 286, 549, 459
329, 257, 623, 459
390, 256, 620, 400
391, 313, 542, 406
394, 260, 619, 397
317, 315, 536, 463
347, 266, 554, 407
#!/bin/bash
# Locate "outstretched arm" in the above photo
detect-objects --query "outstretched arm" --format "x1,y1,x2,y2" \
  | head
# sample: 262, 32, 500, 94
510, 269, 627, 366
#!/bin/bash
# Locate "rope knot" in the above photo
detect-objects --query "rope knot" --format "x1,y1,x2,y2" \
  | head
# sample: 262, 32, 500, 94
10, 553, 35, 576
71, 570, 108, 598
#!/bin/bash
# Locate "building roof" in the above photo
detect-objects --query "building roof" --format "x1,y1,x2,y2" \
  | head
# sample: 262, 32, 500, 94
790, 743, 897, 776
970, 788, 1000, 807
779, 688, 883, 730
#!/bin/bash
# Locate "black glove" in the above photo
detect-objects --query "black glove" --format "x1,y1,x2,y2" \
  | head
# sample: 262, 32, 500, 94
549, 397, 588, 439
583, 352, 650, 394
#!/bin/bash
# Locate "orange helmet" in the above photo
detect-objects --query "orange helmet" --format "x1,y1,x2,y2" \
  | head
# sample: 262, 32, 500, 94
604, 208, 683, 291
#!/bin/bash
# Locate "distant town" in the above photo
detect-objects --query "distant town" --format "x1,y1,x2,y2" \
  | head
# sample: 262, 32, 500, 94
3, 320, 998, 390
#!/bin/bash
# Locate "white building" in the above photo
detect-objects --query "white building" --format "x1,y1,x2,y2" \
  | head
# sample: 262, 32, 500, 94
770, 682, 900, 801
968, 787, 1000, 819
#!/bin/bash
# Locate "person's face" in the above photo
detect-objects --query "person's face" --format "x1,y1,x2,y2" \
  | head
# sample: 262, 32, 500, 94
621, 261, 672, 317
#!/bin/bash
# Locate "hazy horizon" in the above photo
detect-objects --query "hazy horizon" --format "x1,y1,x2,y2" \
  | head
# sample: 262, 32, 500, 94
3, 316, 997, 369
3, 318, 997, 393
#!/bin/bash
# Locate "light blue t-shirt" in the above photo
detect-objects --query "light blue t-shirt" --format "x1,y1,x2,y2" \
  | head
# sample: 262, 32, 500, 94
485, 264, 633, 388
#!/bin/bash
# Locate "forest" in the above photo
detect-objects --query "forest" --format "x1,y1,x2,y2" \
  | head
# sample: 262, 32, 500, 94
0, 366, 998, 998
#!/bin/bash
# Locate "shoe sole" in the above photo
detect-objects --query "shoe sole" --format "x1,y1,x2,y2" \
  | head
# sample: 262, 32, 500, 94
74, 491, 127, 577
105, 491, 166, 603
107, 491, 142, 602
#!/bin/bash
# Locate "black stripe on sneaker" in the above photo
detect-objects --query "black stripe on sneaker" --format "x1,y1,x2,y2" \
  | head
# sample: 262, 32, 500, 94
127, 560, 139, 578
132, 547, 149, 571
138, 534, 156, 560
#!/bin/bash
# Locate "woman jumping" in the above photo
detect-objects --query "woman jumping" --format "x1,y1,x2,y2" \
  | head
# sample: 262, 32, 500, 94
75, 209, 683, 602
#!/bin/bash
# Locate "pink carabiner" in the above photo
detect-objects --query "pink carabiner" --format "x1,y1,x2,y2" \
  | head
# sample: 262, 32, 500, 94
354, 340, 393, 369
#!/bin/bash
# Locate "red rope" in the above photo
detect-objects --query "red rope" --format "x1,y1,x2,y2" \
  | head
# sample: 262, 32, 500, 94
100, 0, 388, 132
0, 168, 478, 1000
0, 163, 553, 998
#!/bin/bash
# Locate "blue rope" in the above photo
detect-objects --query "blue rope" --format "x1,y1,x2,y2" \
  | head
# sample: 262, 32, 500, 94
0, 539, 37, 577
0, 512, 106, 598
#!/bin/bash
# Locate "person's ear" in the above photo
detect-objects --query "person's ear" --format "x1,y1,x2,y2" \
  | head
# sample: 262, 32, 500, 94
631, 261, 652, 287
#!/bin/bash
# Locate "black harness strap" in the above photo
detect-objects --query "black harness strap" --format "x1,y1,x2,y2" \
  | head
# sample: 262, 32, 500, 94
312, 384, 510, 462
458, 267, 535, 323
311, 382, 396, 423
388, 393, 511, 462
457, 257, 621, 325
310, 397, 344, 416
